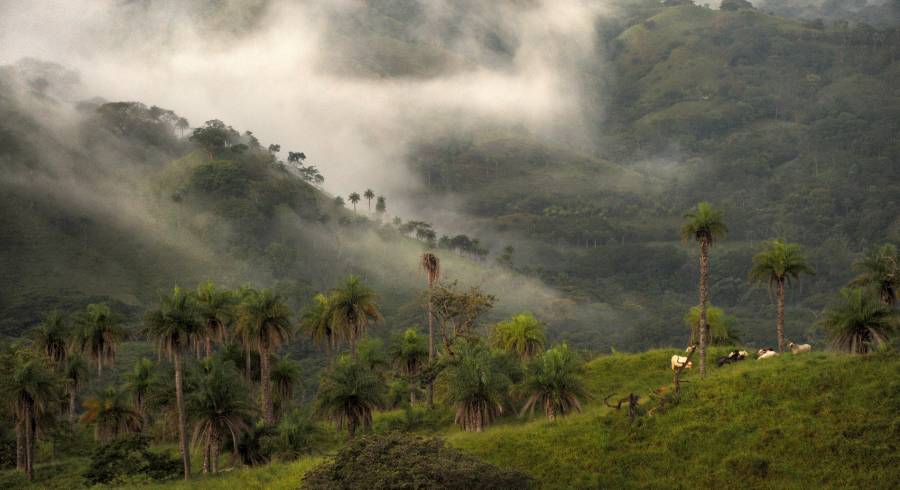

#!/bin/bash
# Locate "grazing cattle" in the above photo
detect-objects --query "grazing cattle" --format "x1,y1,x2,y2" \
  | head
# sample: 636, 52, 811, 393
716, 349, 748, 367
757, 348, 778, 360
788, 342, 812, 354
671, 355, 693, 371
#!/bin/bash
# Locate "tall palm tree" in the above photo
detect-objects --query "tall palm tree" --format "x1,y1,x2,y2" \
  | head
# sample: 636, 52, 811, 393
188, 357, 255, 474
29, 310, 69, 370
194, 281, 235, 358
750, 239, 815, 352
684, 305, 740, 346
299, 293, 338, 352
314, 355, 384, 439
62, 354, 88, 424
73, 303, 127, 377
444, 343, 510, 432
328, 276, 382, 356
80, 386, 141, 443
490, 313, 547, 361
521, 344, 588, 421
820, 288, 898, 354
363, 188, 375, 213
143, 286, 203, 480
420, 253, 440, 407
235, 288, 293, 425
348, 192, 361, 213
387, 328, 428, 405
681, 202, 727, 378
270, 354, 302, 417
123, 358, 154, 430
850, 243, 899, 307
1, 356, 57, 481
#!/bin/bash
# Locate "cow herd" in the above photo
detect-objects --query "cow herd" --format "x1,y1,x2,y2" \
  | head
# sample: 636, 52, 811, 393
670, 342, 813, 372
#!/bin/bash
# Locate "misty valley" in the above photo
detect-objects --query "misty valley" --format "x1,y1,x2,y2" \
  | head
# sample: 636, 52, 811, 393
0, 1, 898, 489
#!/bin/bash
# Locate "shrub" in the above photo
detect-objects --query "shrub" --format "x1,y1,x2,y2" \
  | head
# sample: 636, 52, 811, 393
82, 435, 180, 485
302, 433, 531, 489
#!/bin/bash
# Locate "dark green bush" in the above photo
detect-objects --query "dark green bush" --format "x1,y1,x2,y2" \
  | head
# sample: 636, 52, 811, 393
303, 433, 531, 489
82, 435, 180, 485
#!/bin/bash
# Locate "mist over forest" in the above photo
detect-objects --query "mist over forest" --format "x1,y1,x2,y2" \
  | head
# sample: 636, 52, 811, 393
0, 1, 898, 488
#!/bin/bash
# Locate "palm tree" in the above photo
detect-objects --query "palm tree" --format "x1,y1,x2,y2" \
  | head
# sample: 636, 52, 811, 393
194, 281, 235, 358
850, 243, 899, 307
29, 310, 69, 370
188, 357, 255, 474
123, 358, 154, 430
73, 303, 127, 377
80, 386, 141, 443
444, 344, 510, 432
1, 356, 57, 481
684, 305, 740, 346
363, 189, 375, 213
62, 354, 88, 424
521, 344, 588, 421
328, 276, 382, 355
681, 202, 727, 378
300, 293, 339, 352
376, 196, 386, 218
820, 288, 898, 354
314, 356, 384, 439
420, 253, 440, 407
270, 354, 302, 417
750, 239, 815, 352
388, 328, 428, 405
490, 313, 547, 361
348, 192, 361, 213
235, 288, 293, 425
143, 286, 203, 480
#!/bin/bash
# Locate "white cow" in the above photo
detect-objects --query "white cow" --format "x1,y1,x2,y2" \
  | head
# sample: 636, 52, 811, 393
671, 355, 693, 371
756, 348, 778, 360
788, 342, 812, 354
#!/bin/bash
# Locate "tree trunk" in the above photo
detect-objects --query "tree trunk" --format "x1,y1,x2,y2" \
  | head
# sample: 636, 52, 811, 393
427, 284, 435, 409
98, 358, 103, 378
245, 349, 252, 382
259, 343, 274, 424
205, 336, 213, 358
348, 419, 356, 439
777, 279, 786, 353
68, 389, 77, 425
210, 429, 219, 474
24, 404, 33, 481
546, 404, 556, 422
698, 239, 710, 379
203, 432, 211, 474
15, 420, 24, 472
174, 351, 191, 480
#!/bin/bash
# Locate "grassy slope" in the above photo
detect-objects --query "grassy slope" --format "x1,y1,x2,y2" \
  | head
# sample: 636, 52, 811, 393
6, 348, 890, 489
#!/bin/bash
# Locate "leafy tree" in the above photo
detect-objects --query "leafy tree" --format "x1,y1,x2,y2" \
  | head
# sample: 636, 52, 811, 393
315, 356, 384, 439
750, 239, 815, 352
0, 356, 57, 481
270, 354, 302, 416
388, 328, 428, 405
490, 313, 546, 361
348, 192, 361, 213
62, 354, 88, 424
123, 358, 154, 430
429, 281, 496, 357
375, 196, 386, 217
80, 386, 141, 443
73, 303, 127, 377
189, 119, 239, 158
82, 435, 180, 485
363, 189, 375, 213
235, 288, 293, 424
193, 281, 235, 358
850, 243, 899, 307
328, 276, 382, 355
334, 196, 345, 208
443, 344, 510, 432
300, 293, 338, 352
188, 356, 255, 474
521, 344, 588, 421
143, 286, 203, 480
684, 305, 740, 346
681, 202, 727, 377
420, 253, 440, 407
268, 143, 281, 154
820, 288, 898, 354
29, 310, 69, 370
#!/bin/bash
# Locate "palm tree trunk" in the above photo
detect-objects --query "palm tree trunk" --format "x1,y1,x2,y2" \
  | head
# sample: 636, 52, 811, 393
203, 433, 211, 474
205, 336, 213, 358
15, 420, 24, 472
245, 349, 252, 381
348, 418, 356, 439
210, 428, 219, 474
777, 279, 786, 353
698, 239, 710, 379
98, 358, 103, 378
68, 389, 77, 424
546, 404, 556, 422
173, 351, 191, 480
24, 404, 33, 481
427, 283, 435, 408
259, 343, 274, 424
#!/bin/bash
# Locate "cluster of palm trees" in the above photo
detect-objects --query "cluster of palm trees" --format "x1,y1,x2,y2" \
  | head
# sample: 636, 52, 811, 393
682, 202, 898, 377
338, 188, 386, 217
